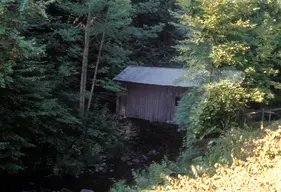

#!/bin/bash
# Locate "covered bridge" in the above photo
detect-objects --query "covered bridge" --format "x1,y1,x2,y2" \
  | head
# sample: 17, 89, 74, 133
113, 66, 200, 124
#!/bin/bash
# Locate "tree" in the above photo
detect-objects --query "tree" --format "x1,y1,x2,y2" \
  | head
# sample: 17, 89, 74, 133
176, 0, 281, 102
0, 0, 184, 175
0, 0, 79, 173
130, 0, 183, 67
175, 0, 281, 138
87, 8, 109, 111
53, 0, 164, 114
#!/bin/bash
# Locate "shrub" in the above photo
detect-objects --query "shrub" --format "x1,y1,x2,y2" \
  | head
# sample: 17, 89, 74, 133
53, 102, 123, 176
133, 161, 171, 190
110, 159, 172, 192
110, 180, 135, 192
175, 80, 248, 139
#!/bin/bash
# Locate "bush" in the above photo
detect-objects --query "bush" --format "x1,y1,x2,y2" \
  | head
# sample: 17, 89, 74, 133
133, 161, 171, 190
175, 80, 248, 138
110, 159, 172, 192
110, 180, 135, 192
53, 102, 123, 176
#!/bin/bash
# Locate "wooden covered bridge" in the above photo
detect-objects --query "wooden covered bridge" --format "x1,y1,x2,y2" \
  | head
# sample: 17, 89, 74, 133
113, 66, 200, 124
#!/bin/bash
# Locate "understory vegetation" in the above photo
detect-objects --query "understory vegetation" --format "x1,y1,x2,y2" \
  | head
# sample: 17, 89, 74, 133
110, 121, 281, 192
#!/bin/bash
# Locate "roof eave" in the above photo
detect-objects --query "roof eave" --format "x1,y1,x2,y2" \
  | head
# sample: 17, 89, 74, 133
113, 79, 199, 88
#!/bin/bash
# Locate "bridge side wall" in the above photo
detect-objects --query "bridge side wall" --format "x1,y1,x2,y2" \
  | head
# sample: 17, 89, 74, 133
116, 82, 187, 123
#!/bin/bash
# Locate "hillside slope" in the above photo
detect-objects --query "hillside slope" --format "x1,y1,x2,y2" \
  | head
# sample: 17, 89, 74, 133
111, 121, 281, 192
148, 123, 281, 192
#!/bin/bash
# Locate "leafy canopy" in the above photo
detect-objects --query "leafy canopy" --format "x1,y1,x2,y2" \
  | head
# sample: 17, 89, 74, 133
176, 0, 281, 102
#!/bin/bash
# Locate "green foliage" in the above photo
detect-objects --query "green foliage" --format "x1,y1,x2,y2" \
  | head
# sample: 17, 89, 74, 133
133, 160, 171, 190
0, 0, 39, 88
176, 80, 248, 138
174, 0, 281, 140
131, 0, 183, 67
0, 0, 61, 173
52, 0, 165, 98
176, 0, 281, 103
0, 0, 124, 174
79, 103, 121, 162
110, 159, 172, 192
52, 102, 121, 176
110, 180, 136, 192
0, 0, 176, 175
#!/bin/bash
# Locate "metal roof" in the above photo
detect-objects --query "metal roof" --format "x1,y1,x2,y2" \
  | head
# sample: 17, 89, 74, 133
113, 66, 200, 87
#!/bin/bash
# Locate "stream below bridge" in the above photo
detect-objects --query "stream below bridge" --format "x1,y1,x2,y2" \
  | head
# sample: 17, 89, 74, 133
2, 120, 185, 192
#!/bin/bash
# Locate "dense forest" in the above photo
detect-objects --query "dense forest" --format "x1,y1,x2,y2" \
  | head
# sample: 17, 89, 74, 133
0, 0, 180, 174
2, 0, 281, 192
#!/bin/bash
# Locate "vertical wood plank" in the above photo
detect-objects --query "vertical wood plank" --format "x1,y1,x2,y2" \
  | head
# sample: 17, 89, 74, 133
120, 83, 188, 123
116, 95, 120, 116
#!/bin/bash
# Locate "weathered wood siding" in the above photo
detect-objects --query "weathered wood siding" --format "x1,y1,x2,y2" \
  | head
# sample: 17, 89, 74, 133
117, 83, 187, 123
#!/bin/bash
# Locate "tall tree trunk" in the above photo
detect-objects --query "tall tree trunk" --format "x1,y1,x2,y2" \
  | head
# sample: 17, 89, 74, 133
79, 13, 91, 116
87, 9, 109, 111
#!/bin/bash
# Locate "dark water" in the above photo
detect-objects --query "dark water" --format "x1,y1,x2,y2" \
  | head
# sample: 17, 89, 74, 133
2, 120, 185, 192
